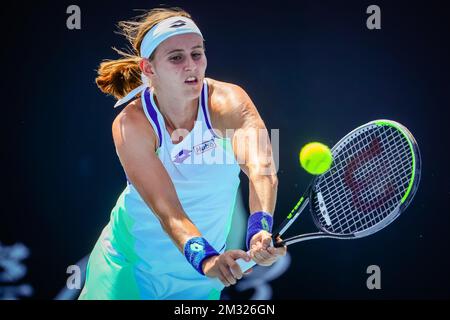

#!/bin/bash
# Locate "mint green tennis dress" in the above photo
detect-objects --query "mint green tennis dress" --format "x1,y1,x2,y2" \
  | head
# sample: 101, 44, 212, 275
79, 80, 241, 299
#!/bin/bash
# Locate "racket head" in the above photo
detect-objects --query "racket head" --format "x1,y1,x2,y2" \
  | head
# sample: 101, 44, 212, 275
308, 119, 421, 239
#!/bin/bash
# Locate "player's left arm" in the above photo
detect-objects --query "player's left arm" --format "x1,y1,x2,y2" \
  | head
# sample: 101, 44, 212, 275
210, 81, 286, 266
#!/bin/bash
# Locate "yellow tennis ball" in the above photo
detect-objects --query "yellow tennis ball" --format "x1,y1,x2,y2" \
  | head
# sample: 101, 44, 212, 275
299, 142, 333, 175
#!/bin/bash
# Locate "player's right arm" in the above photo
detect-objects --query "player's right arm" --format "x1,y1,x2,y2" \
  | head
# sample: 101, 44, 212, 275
111, 102, 249, 286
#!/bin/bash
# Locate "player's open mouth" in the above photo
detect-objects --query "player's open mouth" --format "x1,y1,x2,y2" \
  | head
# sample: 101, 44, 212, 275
185, 76, 198, 85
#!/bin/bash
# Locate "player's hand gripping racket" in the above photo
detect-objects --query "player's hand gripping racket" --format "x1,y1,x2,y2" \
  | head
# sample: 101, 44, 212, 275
231, 119, 421, 276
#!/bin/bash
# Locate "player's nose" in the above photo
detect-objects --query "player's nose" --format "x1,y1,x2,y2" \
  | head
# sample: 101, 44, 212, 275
184, 56, 197, 72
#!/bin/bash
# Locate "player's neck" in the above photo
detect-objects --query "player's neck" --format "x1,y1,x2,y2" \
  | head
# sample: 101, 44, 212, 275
153, 92, 198, 131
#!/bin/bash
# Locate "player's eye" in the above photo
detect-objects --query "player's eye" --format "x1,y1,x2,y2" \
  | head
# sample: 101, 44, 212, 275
192, 52, 202, 60
169, 55, 183, 62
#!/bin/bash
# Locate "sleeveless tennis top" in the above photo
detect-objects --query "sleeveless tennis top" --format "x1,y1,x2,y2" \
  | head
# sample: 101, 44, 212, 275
101, 79, 241, 281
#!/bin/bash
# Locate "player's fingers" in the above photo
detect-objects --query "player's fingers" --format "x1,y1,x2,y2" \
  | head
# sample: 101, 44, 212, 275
252, 254, 263, 263
225, 256, 243, 280
249, 248, 265, 264
228, 250, 251, 262
277, 245, 287, 256
251, 240, 262, 251
259, 246, 274, 259
249, 234, 262, 248
261, 235, 272, 249
268, 245, 287, 256
249, 248, 257, 260
254, 249, 271, 261
218, 274, 230, 287
219, 264, 236, 285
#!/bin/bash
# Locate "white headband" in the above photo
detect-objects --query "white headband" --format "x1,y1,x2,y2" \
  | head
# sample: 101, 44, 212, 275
140, 16, 203, 58
114, 16, 203, 108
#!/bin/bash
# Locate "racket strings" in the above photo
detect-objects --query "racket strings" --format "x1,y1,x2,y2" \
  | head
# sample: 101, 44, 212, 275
313, 125, 413, 235
320, 129, 403, 229
337, 137, 411, 231
328, 130, 411, 233
330, 128, 411, 233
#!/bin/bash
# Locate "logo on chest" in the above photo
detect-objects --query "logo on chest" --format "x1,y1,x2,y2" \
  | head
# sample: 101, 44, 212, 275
172, 139, 217, 164
173, 149, 192, 164
194, 139, 216, 155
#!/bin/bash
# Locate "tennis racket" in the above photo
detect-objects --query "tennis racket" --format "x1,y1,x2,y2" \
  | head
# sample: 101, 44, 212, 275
233, 119, 421, 274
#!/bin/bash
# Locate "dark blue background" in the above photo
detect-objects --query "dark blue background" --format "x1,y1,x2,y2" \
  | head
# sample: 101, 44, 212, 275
1, 0, 449, 299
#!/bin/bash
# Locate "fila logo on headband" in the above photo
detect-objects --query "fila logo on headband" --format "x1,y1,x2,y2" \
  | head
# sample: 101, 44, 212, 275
170, 20, 187, 28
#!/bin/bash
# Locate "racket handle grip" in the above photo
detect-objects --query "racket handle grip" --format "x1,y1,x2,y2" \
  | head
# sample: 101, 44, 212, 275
236, 255, 257, 273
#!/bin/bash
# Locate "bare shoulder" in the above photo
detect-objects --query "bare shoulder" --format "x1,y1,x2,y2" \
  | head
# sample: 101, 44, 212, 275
207, 78, 251, 114
112, 97, 157, 150
206, 78, 263, 131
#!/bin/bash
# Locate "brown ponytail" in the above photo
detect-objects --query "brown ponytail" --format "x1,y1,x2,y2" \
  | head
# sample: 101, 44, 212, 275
95, 7, 192, 99
96, 57, 141, 99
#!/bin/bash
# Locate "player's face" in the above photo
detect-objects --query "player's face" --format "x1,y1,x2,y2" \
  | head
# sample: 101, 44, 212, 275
150, 33, 207, 99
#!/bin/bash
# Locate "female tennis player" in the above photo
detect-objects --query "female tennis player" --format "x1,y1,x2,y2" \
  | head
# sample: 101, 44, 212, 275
78, 7, 286, 300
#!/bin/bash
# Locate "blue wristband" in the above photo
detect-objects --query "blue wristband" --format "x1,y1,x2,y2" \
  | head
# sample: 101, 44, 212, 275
184, 237, 219, 275
246, 211, 274, 250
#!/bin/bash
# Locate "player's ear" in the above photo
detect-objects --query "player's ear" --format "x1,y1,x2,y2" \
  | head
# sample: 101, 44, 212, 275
140, 59, 155, 77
